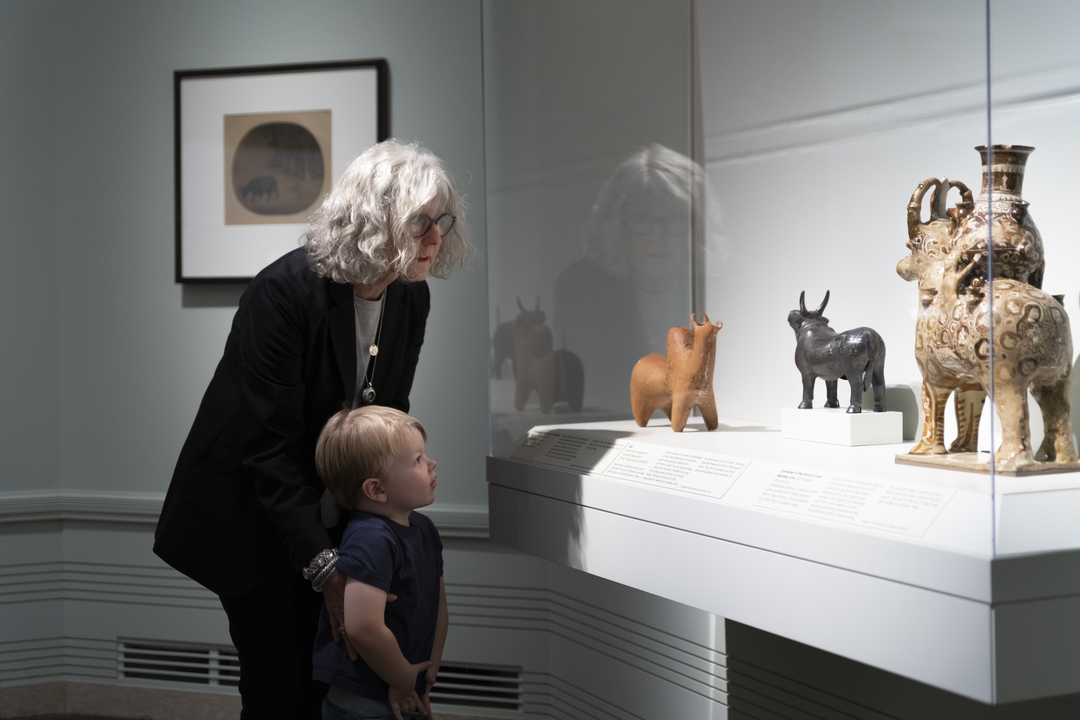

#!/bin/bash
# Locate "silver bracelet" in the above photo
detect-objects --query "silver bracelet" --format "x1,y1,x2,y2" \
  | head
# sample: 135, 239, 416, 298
303, 547, 339, 586
312, 559, 339, 592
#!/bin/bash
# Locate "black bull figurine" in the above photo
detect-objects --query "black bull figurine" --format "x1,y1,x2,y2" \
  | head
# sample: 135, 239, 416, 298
788, 291, 887, 413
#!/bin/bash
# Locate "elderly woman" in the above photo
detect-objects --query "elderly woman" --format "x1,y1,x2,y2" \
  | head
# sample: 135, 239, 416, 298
155, 140, 467, 719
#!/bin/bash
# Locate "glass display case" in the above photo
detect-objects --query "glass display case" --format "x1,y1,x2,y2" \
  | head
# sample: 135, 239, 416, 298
483, 0, 1080, 704
484, 0, 698, 454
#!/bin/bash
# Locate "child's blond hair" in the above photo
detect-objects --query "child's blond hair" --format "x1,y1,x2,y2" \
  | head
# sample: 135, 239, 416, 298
315, 405, 427, 511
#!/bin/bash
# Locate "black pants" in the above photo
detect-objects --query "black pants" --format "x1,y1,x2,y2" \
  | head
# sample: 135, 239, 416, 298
220, 558, 328, 720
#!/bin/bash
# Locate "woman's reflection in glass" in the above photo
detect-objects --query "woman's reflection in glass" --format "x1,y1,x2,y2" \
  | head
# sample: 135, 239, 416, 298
555, 144, 704, 415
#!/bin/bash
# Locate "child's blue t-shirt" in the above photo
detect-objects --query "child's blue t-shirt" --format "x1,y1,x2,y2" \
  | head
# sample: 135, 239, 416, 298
312, 510, 443, 701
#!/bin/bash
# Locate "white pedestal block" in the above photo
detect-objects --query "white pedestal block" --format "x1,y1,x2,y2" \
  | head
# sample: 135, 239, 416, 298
781, 408, 903, 446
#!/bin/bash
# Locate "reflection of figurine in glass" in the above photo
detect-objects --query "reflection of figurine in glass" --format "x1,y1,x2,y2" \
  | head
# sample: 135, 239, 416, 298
555, 145, 703, 413
511, 298, 585, 413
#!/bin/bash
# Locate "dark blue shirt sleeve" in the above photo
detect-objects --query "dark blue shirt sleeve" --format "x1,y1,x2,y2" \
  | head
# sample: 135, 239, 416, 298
335, 518, 400, 592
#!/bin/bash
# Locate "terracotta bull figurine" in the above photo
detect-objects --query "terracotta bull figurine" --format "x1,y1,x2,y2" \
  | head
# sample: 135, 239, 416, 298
788, 291, 887, 414
630, 313, 722, 432
904, 246, 1077, 471
512, 298, 584, 414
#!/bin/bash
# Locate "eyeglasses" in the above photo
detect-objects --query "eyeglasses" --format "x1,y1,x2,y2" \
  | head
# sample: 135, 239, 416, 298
409, 212, 456, 238
622, 209, 689, 237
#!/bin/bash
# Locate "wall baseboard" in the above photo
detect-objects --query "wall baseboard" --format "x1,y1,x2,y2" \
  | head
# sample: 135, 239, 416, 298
0, 490, 489, 538
0, 511, 726, 719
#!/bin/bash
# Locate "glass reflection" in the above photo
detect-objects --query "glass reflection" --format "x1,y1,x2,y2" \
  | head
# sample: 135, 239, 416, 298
554, 144, 701, 414
483, 0, 696, 455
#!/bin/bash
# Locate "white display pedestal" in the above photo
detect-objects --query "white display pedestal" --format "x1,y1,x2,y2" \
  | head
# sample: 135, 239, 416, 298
487, 418, 1080, 705
781, 407, 903, 446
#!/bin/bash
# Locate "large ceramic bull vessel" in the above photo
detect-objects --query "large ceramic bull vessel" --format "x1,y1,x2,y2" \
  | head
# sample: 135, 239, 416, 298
898, 176, 988, 451
898, 147, 1077, 472
904, 246, 1077, 472
787, 291, 886, 414
898, 149, 1048, 453
630, 313, 722, 432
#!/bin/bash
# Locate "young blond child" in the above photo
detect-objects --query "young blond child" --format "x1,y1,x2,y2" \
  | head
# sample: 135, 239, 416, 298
312, 406, 448, 720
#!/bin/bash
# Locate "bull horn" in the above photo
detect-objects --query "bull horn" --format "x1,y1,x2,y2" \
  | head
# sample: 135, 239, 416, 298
517, 297, 527, 314
907, 177, 940, 241
815, 291, 830, 316
799, 291, 807, 315
950, 179, 974, 206
534, 297, 541, 311
929, 178, 951, 222
949, 179, 975, 223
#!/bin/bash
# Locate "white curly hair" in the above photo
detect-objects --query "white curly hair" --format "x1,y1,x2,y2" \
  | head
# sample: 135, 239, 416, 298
305, 139, 469, 285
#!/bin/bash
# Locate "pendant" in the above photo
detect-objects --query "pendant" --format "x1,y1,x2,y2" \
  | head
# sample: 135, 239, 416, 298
361, 384, 376, 403
369, 344, 379, 356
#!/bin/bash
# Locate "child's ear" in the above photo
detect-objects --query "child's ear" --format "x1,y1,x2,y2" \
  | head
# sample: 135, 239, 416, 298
361, 478, 387, 504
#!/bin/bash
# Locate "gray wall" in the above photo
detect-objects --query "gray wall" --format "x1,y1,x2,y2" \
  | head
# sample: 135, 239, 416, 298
0, 0, 489, 511
1, 2, 61, 494
0, 0, 492, 707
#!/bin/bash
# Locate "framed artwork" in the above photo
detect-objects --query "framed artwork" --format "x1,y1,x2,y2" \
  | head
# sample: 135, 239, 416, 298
174, 59, 389, 282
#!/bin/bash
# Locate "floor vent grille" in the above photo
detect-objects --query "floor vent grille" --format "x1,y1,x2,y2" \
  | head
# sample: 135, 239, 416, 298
118, 641, 240, 688
117, 645, 520, 716
431, 662, 523, 718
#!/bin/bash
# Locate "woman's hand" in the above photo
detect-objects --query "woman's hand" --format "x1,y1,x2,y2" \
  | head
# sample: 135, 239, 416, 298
388, 661, 432, 720
321, 570, 358, 661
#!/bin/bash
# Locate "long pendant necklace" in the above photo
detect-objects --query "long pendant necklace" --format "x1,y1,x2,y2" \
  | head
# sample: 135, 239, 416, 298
361, 293, 386, 404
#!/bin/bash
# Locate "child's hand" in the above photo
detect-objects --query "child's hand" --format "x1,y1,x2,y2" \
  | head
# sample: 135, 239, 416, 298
388, 661, 432, 720
417, 691, 433, 720
425, 662, 439, 695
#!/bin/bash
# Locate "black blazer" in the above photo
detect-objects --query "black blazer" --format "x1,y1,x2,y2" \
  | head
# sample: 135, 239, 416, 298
154, 248, 430, 597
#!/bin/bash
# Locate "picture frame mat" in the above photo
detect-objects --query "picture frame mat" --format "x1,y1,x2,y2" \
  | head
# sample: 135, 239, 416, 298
179, 66, 380, 280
